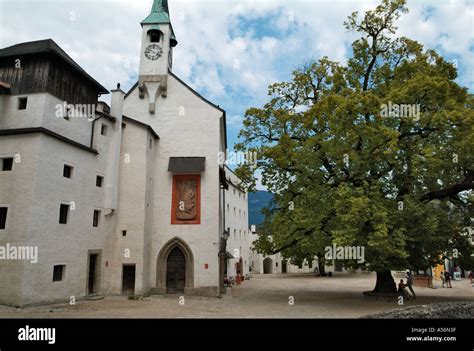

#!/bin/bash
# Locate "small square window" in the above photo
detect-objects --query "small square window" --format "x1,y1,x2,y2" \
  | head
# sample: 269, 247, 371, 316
63, 165, 73, 178
1, 158, 13, 171
59, 204, 69, 224
52, 265, 65, 282
0, 207, 8, 230
101, 124, 108, 136
122, 230, 127, 237
93, 210, 101, 227
18, 97, 27, 110
96, 175, 103, 188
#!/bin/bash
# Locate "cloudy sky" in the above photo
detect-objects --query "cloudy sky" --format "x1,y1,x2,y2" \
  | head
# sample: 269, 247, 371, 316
1, 0, 473, 163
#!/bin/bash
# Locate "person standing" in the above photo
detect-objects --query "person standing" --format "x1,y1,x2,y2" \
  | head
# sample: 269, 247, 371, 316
444, 270, 452, 288
406, 271, 416, 298
440, 271, 446, 288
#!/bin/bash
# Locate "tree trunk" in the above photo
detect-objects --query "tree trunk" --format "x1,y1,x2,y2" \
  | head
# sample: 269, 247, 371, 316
373, 270, 396, 294
318, 259, 327, 277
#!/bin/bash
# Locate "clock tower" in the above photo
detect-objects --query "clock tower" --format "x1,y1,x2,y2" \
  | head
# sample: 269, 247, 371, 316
139, 0, 178, 114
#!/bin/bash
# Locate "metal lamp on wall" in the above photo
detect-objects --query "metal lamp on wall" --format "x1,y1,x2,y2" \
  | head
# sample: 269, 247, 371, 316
218, 228, 230, 295
220, 228, 230, 242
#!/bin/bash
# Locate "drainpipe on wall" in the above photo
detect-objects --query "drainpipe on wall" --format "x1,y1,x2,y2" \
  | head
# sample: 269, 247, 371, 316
90, 115, 103, 149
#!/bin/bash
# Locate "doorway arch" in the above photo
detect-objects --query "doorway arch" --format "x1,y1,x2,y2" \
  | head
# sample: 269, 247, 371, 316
156, 237, 194, 294
263, 257, 273, 274
282, 260, 288, 274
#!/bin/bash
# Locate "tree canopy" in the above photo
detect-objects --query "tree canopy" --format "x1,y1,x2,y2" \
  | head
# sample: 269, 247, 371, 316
236, 0, 474, 292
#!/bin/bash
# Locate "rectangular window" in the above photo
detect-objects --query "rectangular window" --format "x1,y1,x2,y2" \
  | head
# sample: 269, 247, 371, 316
149, 138, 153, 149
59, 204, 69, 224
18, 97, 27, 110
171, 174, 201, 225
96, 175, 103, 188
52, 265, 65, 282
0, 207, 7, 229
122, 230, 127, 237
1, 158, 13, 171
93, 210, 101, 227
101, 124, 108, 136
63, 165, 73, 178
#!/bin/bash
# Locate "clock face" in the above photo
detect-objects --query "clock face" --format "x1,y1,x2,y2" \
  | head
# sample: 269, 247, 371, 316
144, 44, 162, 60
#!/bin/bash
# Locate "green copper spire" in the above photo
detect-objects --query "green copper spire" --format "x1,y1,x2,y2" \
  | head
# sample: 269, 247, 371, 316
141, 0, 171, 24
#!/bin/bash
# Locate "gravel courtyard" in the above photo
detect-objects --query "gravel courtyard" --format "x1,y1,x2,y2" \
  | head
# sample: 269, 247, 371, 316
1, 273, 472, 318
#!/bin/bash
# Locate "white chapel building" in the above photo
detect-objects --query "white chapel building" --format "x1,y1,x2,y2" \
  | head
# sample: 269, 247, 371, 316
0, 0, 250, 306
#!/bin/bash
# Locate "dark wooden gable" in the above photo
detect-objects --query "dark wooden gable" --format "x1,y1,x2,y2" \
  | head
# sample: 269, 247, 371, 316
0, 40, 108, 105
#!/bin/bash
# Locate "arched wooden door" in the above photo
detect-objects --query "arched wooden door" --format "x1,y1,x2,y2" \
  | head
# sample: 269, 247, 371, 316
166, 247, 186, 294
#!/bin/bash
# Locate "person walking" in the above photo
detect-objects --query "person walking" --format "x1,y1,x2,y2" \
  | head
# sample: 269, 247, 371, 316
440, 271, 446, 288
406, 271, 416, 298
468, 271, 473, 285
444, 270, 452, 288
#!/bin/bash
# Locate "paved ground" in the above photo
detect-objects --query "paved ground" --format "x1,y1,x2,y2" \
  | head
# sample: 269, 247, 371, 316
0, 273, 472, 318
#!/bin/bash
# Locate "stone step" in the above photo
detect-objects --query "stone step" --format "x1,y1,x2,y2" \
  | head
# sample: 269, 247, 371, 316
86, 294, 105, 301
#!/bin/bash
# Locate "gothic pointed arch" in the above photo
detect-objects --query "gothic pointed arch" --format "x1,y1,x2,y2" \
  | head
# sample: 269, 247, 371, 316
156, 237, 194, 292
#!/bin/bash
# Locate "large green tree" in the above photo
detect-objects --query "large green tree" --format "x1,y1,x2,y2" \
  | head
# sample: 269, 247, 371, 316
236, 0, 474, 293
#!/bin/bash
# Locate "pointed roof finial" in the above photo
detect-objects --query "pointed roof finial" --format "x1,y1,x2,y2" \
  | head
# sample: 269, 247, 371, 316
141, 0, 171, 24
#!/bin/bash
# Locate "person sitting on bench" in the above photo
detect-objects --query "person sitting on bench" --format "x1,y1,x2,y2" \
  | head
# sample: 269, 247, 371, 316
398, 279, 411, 300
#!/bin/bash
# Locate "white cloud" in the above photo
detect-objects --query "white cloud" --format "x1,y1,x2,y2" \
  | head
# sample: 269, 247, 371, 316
1, 0, 472, 156
227, 114, 243, 127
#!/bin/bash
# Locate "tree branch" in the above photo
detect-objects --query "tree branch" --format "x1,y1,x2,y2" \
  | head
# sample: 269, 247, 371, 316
420, 170, 474, 203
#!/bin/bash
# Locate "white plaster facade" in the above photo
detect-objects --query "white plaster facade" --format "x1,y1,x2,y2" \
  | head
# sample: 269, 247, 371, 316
0, 0, 250, 306
0, 93, 117, 306
223, 166, 251, 280
248, 231, 359, 275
